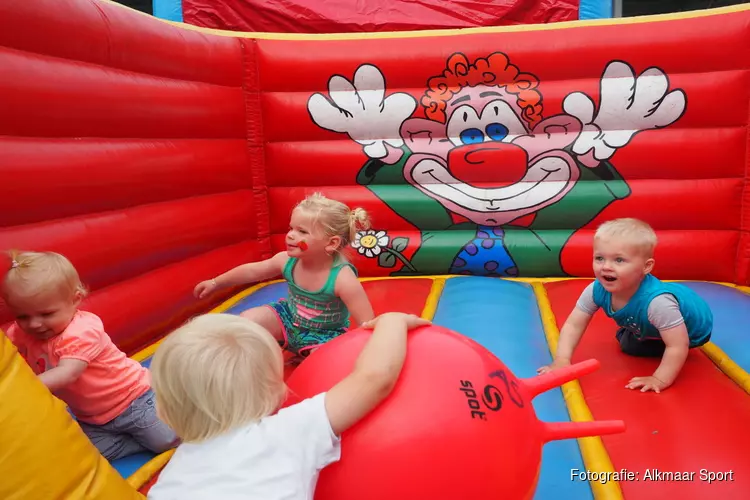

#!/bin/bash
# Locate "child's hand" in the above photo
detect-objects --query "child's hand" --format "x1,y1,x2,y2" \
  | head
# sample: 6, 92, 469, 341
194, 279, 217, 299
626, 375, 668, 393
361, 312, 431, 330
536, 358, 571, 375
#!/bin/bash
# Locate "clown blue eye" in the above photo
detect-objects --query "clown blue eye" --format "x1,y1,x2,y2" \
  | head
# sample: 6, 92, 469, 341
486, 123, 509, 141
459, 128, 484, 145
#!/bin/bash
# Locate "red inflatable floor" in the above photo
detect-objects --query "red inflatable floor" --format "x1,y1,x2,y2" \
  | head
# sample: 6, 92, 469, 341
544, 280, 750, 499
135, 277, 750, 498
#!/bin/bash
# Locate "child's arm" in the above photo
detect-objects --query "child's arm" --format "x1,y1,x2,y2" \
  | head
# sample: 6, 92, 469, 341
194, 251, 288, 299
324, 312, 429, 436
537, 283, 596, 374
626, 295, 690, 393
334, 266, 375, 326
537, 307, 593, 374
46, 320, 107, 392
626, 325, 689, 393
38, 359, 88, 392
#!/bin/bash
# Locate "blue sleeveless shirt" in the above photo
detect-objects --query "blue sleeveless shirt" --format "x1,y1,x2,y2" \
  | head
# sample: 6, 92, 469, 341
592, 274, 712, 347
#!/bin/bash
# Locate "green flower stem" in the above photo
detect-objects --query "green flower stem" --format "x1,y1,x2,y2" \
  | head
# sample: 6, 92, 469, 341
383, 247, 418, 273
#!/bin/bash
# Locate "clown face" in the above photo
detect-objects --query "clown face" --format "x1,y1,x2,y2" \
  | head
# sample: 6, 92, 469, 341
400, 85, 582, 226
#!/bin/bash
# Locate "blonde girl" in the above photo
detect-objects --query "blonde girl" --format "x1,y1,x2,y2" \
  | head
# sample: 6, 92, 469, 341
2, 251, 178, 460
194, 193, 375, 360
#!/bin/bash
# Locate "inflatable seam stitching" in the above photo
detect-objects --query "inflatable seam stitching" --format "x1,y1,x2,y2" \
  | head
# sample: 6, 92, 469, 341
241, 38, 272, 259
737, 89, 750, 284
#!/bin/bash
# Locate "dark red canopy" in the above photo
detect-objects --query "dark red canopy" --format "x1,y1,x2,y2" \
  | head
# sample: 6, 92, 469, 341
183, 0, 580, 33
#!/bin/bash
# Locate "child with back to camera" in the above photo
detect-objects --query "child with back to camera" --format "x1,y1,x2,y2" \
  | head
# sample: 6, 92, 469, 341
194, 192, 375, 361
1, 251, 178, 460
147, 311, 429, 499
537, 218, 713, 393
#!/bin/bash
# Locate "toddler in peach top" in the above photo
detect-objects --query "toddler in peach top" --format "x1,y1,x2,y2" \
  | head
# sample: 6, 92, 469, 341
2, 251, 178, 461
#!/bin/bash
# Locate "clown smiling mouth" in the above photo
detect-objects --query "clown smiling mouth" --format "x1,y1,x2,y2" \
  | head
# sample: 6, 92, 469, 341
420, 167, 558, 210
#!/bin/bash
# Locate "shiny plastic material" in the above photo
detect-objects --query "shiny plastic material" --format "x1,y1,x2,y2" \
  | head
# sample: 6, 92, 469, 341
0, 331, 145, 500
183, 0, 580, 34
285, 325, 624, 500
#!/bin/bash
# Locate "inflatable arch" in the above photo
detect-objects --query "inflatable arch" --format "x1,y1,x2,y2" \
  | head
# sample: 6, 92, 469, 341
1, 1, 749, 499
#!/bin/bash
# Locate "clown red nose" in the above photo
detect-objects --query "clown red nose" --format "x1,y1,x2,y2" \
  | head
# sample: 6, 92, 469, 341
448, 142, 529, 188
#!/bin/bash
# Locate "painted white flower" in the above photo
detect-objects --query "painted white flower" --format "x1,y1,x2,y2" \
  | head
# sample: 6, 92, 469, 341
352, 230, 389, 258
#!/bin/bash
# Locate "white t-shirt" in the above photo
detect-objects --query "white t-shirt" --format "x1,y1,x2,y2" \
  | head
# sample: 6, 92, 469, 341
148, 393, 340, 500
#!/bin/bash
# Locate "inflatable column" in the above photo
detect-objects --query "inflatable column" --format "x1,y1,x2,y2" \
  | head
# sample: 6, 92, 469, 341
0, 331, 143, 500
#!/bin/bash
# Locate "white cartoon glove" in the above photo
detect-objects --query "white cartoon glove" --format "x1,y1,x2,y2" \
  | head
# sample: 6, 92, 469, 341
562, 61, 686, 161
307, 64, 417, 159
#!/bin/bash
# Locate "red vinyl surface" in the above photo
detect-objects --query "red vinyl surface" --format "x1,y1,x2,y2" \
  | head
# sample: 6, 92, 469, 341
0, 138, 251, 227
0, 0, 261, 353
264, 128, 747, 186
0, 0, 243, 85
0, 0, 749, 352
0, 3, 748, 497
544, 279, 750, 499
253, 10, 750, 283
360, 278, 434, 317
183, 0, 579, 34
0, 191, 256, 300
0, 46, 245, 139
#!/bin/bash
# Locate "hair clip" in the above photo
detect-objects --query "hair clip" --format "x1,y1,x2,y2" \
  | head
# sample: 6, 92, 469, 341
10, 259, 19, 269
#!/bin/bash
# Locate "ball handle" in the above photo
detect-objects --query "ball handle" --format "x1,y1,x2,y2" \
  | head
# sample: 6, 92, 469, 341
541, 419, 626, 443
520, 358, 627, 442
522, 358, 600, 398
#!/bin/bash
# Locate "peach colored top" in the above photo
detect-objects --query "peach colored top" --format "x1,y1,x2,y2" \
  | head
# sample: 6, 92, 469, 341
7, 310, 150, 425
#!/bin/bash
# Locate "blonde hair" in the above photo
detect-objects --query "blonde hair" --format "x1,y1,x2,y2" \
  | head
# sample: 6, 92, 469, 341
150, 314, 286, 443
294, 192, 371, 249
2, 250, 87, 302
595, 218, 658, 257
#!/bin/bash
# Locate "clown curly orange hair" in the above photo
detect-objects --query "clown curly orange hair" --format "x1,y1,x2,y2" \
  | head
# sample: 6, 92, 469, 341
421, 52, 544, 129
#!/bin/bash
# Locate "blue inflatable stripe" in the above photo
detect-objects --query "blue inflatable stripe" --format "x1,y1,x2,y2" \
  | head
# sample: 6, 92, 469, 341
579, 0, 613, 20
223, 282, 289, 315
153, 0, 183, 22
431, 276, 592, 500
680, 282, 750, 374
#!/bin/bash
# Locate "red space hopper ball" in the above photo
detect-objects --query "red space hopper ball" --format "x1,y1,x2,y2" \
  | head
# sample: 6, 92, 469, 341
284, 324, 625, 500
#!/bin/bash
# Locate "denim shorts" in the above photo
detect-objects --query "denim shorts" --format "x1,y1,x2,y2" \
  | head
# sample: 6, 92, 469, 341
77, 388, 179, 461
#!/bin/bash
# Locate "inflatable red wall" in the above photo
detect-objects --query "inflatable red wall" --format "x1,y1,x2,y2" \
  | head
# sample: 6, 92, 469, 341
1, 0, 748, 353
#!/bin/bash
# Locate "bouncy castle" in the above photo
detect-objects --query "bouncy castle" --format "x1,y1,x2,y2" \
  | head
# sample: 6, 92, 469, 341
1, 0, 750, 499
